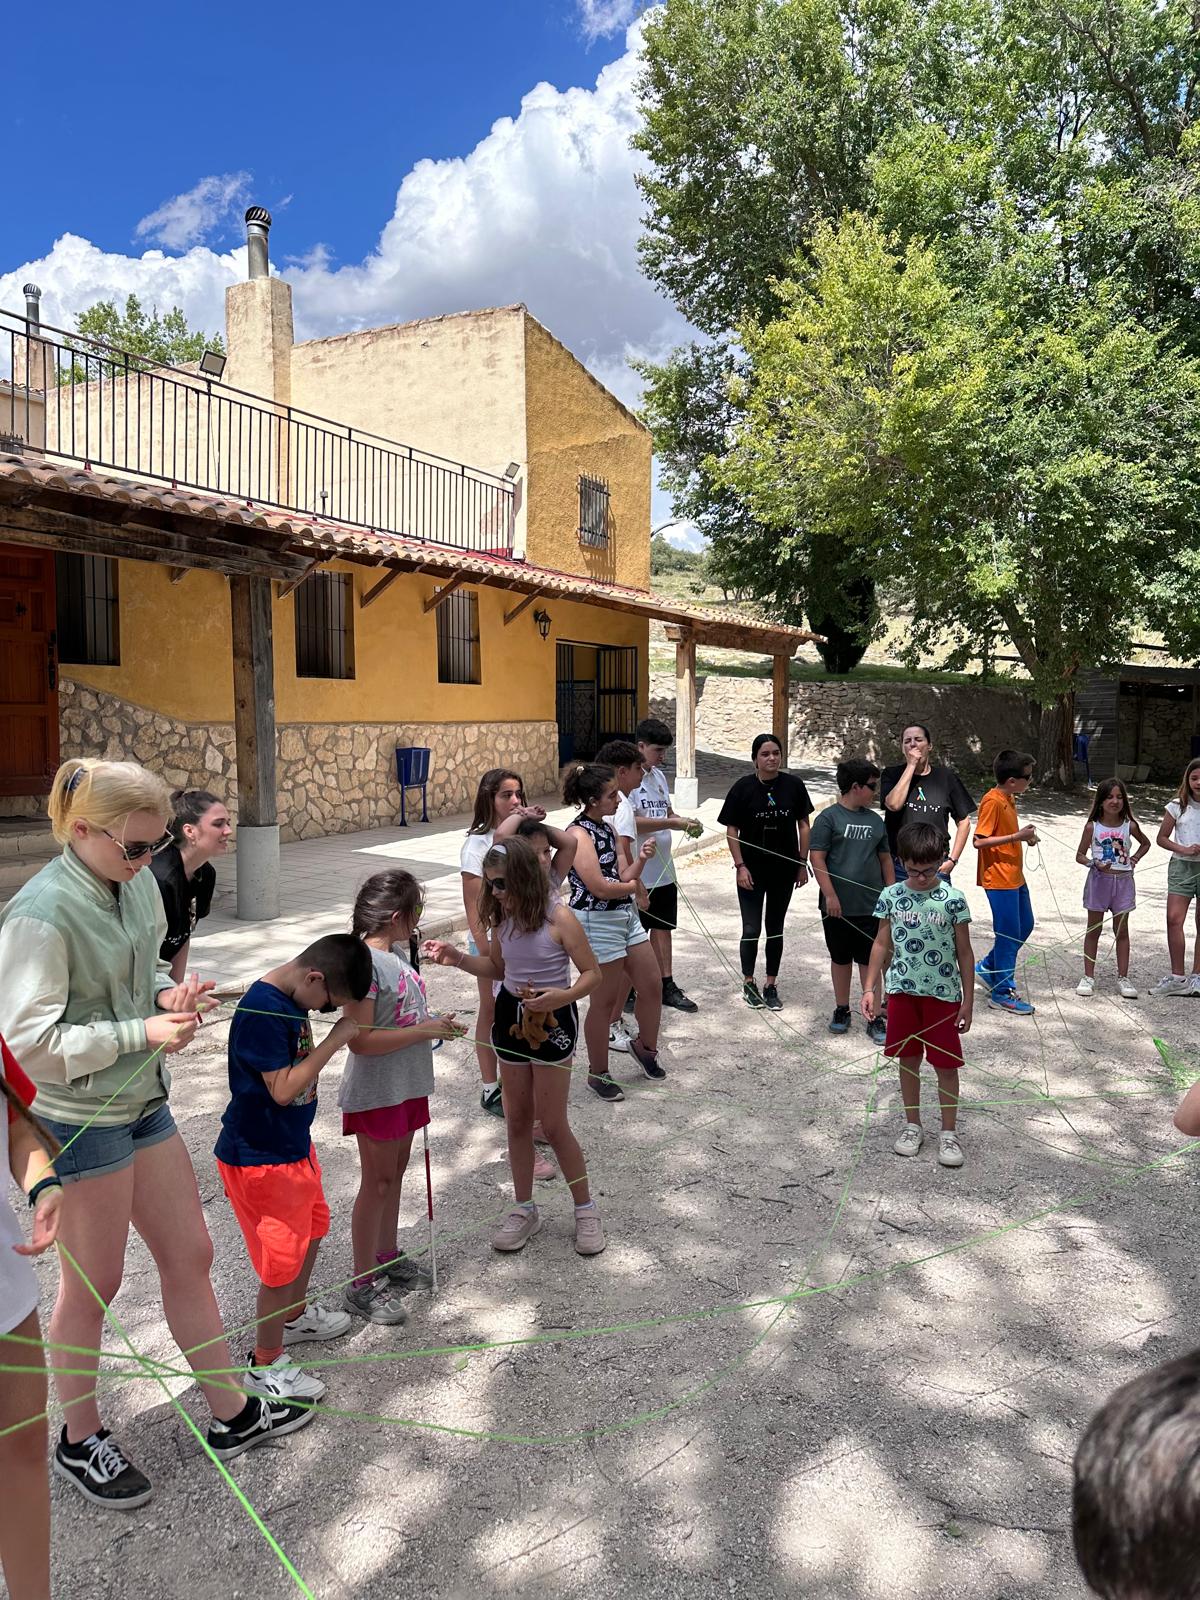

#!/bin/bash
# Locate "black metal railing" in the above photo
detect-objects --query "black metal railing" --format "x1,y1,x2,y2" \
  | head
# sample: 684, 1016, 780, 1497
0, 308, 516, 557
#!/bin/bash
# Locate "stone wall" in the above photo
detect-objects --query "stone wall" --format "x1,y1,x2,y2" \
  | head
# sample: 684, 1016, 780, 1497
649, 671, 1037, 778
57, 678, 557, 841
1117, 688, 1198, 783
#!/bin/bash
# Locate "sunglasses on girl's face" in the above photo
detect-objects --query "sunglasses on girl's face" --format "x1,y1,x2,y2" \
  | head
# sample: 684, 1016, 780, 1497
100, 828, 173, 862
486, 876, 507, 893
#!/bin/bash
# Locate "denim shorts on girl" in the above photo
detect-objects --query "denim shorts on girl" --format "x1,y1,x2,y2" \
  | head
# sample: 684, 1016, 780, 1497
40, 1100, 177, 1184
576, 902, 649, 965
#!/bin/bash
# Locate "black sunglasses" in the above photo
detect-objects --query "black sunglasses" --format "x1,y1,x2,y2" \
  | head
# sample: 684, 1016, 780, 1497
101, 828, 173, 862
486, 876, 507, 893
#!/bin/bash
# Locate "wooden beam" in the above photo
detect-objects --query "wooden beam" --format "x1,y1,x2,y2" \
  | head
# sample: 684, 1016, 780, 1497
0, 515, 303, 581
772, 653, 791, 768
168, 566, 189, 585
675, 629, 697, 785
422, 573, 467, 613
230, 576, 277, 832
503, 589, 543, 626
360, 567, 402, 609
275, 562, 318, 602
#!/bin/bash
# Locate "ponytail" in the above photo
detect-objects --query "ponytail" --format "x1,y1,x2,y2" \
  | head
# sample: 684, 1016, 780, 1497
562, 762, 615, 809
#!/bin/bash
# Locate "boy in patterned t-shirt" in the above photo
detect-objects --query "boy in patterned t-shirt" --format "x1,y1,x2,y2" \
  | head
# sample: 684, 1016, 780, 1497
862, 821, 975, 1169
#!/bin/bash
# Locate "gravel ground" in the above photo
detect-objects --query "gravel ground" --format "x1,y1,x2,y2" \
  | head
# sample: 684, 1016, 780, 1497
17, 785, 1200, 1600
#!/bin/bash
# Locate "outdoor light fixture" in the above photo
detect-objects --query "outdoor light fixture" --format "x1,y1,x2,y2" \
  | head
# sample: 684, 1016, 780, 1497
503, 461, 521, 479
533, 608, 552, 640
199, 349, 227, 379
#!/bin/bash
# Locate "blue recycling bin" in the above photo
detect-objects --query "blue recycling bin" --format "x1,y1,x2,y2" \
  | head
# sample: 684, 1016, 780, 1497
395, 746, 431, 826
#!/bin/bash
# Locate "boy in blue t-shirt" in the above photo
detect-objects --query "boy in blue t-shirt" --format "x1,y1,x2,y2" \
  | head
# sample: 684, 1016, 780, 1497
216, 934, 372, 1403
863, 820, 974, 1169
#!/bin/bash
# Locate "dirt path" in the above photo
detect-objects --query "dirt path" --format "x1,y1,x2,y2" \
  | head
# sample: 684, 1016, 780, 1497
25, 788, 1200, 1600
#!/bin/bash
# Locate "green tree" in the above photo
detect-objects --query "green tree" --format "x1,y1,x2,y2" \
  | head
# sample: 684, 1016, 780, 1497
61, 295, 224, 383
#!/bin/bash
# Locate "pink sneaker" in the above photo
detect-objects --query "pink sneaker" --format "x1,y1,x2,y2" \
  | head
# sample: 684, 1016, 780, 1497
574, 1207, 606, 1255
491, 1205, 542, 1252
532, 1120, 550, 1144
533, 1148, 557, 1181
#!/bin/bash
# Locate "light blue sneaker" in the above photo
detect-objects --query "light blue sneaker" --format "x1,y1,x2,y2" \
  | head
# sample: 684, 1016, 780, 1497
974, 960, 996, 994
988, 990, 1035, 1016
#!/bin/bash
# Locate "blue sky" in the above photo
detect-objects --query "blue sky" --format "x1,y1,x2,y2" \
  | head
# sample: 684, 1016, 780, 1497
2, 0, 702, 547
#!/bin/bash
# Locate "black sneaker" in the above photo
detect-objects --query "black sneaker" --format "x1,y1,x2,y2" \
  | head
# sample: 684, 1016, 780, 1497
54, 1427, 153, 1509
829, 1005, 852, 1034
480, 1082, 504, 1118
630, 1037, 667, 1080
762, 984, 783, 1011
206, 1394, 315, 1462
623, 989, 636, 1015
378, 1252, 434, 1292
587, 1073, 626, 1103
865, 1015, 887, 1046
662, 978, 699, 1013
743, 980, 765, 1009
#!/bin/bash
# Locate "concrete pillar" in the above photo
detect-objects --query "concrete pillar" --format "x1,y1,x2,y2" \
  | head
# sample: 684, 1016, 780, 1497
236, 825, 280, 922
230, 575, 279, 921
670, 626, 699, 809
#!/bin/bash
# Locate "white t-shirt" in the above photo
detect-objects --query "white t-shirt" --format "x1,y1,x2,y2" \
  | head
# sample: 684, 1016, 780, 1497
632, 765, 674, 890
459, 829, 494, 877
613, 794, 637, 864
1167, 800, 1200, 850
1, 1060, 40, 1337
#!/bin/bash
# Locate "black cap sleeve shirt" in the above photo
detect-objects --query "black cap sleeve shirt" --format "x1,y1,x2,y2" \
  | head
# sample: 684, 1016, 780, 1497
150, 845, 216, 962
717, 773, 814, 880
879, 764, 976, 857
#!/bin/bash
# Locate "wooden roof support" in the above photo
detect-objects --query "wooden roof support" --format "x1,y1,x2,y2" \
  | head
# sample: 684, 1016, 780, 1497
672, 627, 699, 808
422, 572, 467, 613
168, 566, 189, 585
360, 567, 402, 609
503, 589, 543, 626
772, 653, 791, 769
230, 575, 279, 921
275, 561, 319, 602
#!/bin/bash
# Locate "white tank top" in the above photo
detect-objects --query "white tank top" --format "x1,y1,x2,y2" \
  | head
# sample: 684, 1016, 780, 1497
1091, 819, 1132, 872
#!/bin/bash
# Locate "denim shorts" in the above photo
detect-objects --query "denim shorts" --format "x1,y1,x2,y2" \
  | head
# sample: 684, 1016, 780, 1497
40, 1101, 177, 1184
576, 902, 650, 965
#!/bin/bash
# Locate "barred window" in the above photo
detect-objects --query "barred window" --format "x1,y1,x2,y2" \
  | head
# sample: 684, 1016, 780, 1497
437, 587, 480, 684
295, 570, 354, 679
56, 554, 119, 665
578, 475, 610, 548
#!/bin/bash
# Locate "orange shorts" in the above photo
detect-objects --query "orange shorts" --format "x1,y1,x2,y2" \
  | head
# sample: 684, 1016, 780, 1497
216, 1144, 330, 1288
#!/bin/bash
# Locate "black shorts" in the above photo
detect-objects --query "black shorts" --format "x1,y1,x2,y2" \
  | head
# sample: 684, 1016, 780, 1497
822, 913, 879, 967
491, 985, 578, 1065
638, 882, 678, 934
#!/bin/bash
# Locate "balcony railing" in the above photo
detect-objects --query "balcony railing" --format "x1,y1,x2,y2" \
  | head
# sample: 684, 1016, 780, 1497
0, 309, 516, 557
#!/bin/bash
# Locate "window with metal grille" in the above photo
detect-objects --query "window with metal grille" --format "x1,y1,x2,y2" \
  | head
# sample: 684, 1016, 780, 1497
55, 554, 119, 666
294, 570, 354, 679
436, 587, 480, 684
578, 475, 610, 548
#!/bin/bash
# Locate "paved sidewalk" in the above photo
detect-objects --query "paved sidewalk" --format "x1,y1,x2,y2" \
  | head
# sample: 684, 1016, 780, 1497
189, 748, 783, 990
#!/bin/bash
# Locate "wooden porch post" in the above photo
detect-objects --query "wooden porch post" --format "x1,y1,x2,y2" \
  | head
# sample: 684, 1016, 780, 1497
230, 574, 280, 920
772, 652, 791, 768
669, 626, 699, 809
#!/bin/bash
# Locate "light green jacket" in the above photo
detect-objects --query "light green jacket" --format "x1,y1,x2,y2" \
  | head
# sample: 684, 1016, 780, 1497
0, 848, 175, 1126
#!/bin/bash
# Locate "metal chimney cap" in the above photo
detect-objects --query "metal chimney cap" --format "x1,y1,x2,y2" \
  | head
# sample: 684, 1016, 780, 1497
22, 283, 41, 299
244, 207, 272, 230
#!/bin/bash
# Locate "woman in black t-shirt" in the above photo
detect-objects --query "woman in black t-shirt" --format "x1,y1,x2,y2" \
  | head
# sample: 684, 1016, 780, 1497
717, 733, 813, 1011
880, 724, 975, 882
150, 789, 232, 978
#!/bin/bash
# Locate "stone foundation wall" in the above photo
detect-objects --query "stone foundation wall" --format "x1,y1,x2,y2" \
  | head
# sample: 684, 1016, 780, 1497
57, 678, 558, 841
1117, 689, 1198, 783
649, 671, 1037, 779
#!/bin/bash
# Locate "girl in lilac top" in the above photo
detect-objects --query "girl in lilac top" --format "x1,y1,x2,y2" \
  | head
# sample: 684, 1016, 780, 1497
425, 837, 606, 1257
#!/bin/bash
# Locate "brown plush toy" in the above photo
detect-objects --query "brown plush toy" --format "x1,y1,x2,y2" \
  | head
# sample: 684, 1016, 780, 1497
510, 987, 552, 1049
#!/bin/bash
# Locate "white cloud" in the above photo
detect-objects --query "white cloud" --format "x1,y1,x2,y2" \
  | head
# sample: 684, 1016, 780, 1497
134, 172, 252, 251
661, 523, 706, 553
576, 0, 642, 41
1, 20, 699, 532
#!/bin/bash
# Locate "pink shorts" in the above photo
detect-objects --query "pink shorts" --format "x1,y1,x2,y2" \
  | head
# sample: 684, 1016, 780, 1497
342, 1098, 431, 1142
883, 994, 964, 1071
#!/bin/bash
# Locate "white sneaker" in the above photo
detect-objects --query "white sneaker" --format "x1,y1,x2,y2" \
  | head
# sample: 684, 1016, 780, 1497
1117, 976, 1139, 999
1189, 974, 1200, 996
1153, 975, 1191, 996
282, 1302, 352, 1345
893, 1124, 924, 1158
938, 1132, 965, 1168
243, 1353, 326, 1402
1076, 975, 1095, 997
608, 1020, 633, 1054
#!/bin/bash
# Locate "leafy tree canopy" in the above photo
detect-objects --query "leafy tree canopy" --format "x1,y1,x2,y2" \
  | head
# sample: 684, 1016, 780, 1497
68, 295, 224, 373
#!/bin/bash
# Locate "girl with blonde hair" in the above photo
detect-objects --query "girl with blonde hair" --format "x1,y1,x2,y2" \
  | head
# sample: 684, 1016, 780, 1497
0, 758, 312, 1512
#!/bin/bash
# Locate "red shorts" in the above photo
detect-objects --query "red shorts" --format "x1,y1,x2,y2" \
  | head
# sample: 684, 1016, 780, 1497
217, 1144, 330, 1288
883, 994, 964, 1071
342, 1097, 430, 1142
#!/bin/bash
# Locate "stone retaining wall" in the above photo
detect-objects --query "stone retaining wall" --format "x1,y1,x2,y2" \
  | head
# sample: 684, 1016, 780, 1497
57, 679, 557, 841
650, 671, 1037, 777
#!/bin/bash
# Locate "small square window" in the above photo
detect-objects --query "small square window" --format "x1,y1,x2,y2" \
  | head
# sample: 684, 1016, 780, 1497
295, 570, 354, 679
579, 475, 610, 548
56, 554, 120, 665
437, 588, 480, 684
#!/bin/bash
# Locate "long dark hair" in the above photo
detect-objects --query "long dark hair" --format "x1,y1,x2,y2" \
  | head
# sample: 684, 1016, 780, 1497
562, 762, 615, 810
1087, 778, 1133, 826
168, 788, 222, 845
468, 769, 525, 835
479, 838, 551, 934
352, 869, 424, 939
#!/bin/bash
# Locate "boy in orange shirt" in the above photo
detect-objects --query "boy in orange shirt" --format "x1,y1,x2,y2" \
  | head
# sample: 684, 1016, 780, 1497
972, 749, 1038, 1015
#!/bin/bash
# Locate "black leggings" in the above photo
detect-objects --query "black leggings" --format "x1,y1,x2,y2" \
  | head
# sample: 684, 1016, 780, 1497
737, 876, 796, 979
